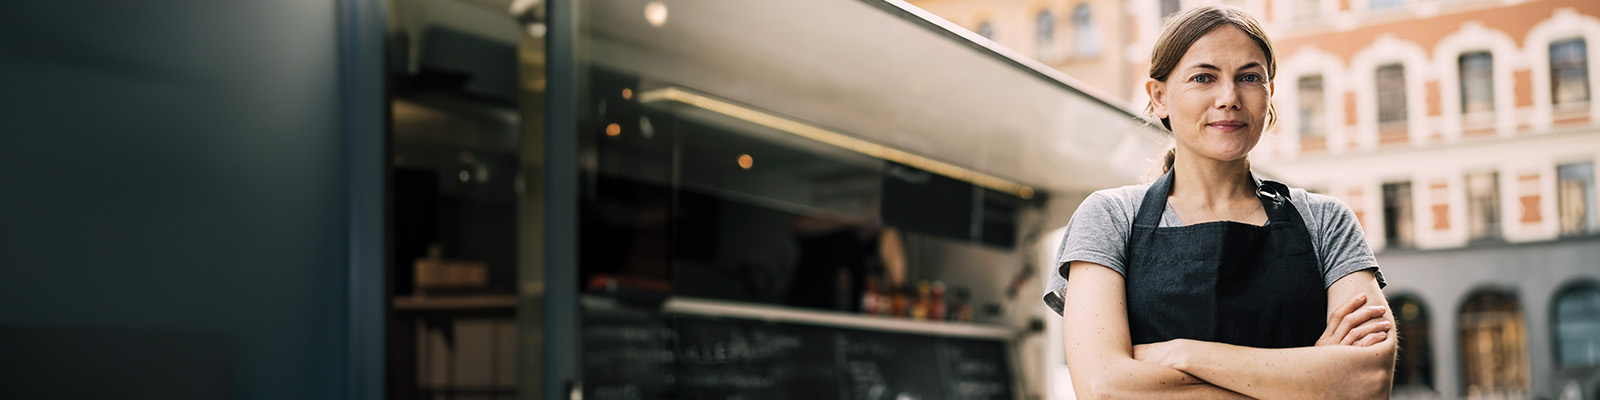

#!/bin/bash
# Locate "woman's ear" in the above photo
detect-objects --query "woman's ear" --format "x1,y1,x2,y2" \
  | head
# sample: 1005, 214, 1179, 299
1145, 78, 1168, 119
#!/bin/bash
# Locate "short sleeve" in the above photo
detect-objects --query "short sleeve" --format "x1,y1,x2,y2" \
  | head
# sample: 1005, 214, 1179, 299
1043, 189, 1137, 315
1309, 194, 1386, 289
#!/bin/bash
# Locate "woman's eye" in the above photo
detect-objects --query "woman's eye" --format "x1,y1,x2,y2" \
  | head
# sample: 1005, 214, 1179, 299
1193, 74, 1213, 83
1241, 74, 1262, 83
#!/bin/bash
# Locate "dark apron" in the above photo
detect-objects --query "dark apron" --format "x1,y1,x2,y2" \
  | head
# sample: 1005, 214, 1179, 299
1124, 171, 1326, 348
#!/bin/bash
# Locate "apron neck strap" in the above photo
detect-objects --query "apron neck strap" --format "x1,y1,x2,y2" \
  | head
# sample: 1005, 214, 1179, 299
1133, 171, 1175, 227
1134, 170, 1295, 226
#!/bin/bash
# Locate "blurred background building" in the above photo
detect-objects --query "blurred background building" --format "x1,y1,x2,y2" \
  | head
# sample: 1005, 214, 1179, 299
911, 0, 1600, 399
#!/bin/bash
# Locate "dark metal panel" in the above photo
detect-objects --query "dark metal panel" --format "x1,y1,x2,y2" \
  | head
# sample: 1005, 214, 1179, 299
339, 0, 390, 398
545, 0, 582, 398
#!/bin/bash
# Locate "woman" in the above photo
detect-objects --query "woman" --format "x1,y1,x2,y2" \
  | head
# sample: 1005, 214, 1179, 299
1041, 5, 1398, 399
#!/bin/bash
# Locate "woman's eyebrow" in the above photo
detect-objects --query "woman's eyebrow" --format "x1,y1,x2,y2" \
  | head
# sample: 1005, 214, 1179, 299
1186, 62, 1265, 72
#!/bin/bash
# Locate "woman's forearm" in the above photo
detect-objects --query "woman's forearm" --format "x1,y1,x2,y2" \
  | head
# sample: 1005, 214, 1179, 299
1167, 340, 1395, 400
1074, 357, 1253, 400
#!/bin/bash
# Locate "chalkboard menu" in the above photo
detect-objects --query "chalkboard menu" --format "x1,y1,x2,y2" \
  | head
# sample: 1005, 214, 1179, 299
583, 302, 1015, 400
583, 304, 679, 399
674, 317, 836, 399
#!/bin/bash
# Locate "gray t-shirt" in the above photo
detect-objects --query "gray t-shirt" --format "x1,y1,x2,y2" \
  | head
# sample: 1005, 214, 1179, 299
1043, 178, 1384, 316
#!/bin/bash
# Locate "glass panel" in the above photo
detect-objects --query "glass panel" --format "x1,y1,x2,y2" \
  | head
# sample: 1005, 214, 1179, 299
1377, 64, 1408, 124
1554, 285, 1600, 367
1392, 295, 1435, 392
1161, 0, 1181, 21
1459, 291, 1530, 397
1036, 11, 1055, 58
1369, 0, 1404, 10
1460, 52, 1495, 114
1558, 162, 1597, 236
1551, 39, 1591, 106
386, 0, 540, 397
1467, 171, 1501, 240
1072, 5, 1098, 58
1298, 75, 1325, 139
1383, 181, 1414, 248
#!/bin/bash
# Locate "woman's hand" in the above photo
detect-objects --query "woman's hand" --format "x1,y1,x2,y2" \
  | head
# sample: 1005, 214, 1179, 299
1316, 293, 1390, 347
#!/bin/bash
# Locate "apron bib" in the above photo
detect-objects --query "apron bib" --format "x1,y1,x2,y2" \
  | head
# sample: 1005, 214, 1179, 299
1124, 171, 1326, 348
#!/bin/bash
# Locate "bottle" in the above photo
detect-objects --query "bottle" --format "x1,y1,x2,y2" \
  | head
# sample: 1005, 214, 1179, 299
861, 278, 880, 315
834, 267, 852, 311
891, 285, 908, 318
930, 281, 946, 321
912, 281, 930, 320
950, 287, 972, 323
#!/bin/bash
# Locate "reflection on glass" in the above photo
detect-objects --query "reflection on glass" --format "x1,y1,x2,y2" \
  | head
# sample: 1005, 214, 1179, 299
1459, 290, 1530, 397
1554, 283, 1600, 367
644, 1, 668, 27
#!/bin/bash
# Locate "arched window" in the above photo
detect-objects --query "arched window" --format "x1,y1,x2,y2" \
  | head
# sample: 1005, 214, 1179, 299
1072, 4, 1098, 58
1459, 290, 1530, 397
1390, 294, 1435, 393
1553, 282, 1600, 367
1036, 11, 1056, 59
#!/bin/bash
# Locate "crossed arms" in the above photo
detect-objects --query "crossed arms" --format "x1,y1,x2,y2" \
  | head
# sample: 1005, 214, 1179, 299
1060, 261, 1397, 400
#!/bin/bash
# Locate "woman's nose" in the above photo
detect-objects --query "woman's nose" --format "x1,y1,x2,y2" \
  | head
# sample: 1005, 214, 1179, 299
1216, 83, 1241, 110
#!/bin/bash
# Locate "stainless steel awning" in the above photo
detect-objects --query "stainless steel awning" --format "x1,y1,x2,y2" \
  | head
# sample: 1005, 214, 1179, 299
582, 0, 1171, 196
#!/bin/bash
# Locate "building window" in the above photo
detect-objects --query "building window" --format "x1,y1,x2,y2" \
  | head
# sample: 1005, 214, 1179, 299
1036, 11, 1056, 59
1160, 0, 1181, 21
1460, 52, 1495, 114
1377, 64, 1408, 125
1369, 0, 1403, 11
1459, 290, 1530, 397
1558, 162, 1597, 236
1551, 38, 1590, 106
1295, 0, 1320, 20
1554, 282, 1600, 367
1298, 75, 1326, 141
1391, 294, 1435, 392
1467, 171, 1501, 240
1072, 4, 1099, 58
1382, 181, 1414, 249
976, 21, 994, 41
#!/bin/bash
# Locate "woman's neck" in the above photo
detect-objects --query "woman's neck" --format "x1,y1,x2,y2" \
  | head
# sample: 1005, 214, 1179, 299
1169, 153, 1255, 210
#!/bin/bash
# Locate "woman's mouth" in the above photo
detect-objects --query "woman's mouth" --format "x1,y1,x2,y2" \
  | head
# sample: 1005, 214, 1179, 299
1208, 120, 1246, 133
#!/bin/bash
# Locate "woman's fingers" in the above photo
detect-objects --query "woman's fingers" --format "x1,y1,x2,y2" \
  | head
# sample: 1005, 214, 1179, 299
1332, 305, 1387, 345
1340, 318, 1393, 346
1318, 293, 1368, 345
1353, 331, 1388, 347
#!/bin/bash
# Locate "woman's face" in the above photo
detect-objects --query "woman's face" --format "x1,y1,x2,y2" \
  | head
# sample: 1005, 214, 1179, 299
1148, 25, 1273, 163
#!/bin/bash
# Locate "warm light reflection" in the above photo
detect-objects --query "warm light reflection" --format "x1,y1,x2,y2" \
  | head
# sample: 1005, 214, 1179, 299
622, 88, 633, 99
637, 87, 1036, 199
645, 1, 668, 27
606, 123, 622, 136
738, 154, 754, 170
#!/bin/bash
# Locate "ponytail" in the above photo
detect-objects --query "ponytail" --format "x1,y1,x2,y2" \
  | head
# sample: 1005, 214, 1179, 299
1161, 147, 1176, 174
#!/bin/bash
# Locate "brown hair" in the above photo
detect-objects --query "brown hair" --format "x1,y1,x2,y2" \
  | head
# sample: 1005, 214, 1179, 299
1145, 5, 1277, 173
